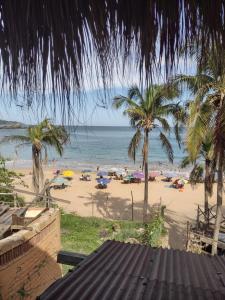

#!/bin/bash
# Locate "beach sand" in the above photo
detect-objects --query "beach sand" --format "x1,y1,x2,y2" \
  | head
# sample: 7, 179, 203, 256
15, 168, 217, 250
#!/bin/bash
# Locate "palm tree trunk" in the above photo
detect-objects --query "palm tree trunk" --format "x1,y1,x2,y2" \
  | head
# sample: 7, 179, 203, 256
204, 159, 210, 223
212, 150, 223, 255
143, 129, 149, 223
32, 145, 41, 194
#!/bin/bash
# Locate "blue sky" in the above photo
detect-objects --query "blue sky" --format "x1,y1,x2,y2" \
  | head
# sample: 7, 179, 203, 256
0, 59, 196, 126
0, 86, 192, 126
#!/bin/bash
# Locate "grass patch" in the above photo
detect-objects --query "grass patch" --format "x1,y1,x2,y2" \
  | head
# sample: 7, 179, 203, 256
60, 211, 166, 274
61, 212, 142, 255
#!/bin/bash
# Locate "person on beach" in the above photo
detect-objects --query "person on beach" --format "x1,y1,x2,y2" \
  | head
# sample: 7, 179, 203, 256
124, 167, 128, 175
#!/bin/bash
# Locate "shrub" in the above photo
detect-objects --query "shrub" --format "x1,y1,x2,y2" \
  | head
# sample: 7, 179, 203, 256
0, 157, 26, 206
141, 215, 165, 247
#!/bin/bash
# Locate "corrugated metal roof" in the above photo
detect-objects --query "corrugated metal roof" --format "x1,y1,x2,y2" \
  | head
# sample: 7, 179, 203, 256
39, 240, 225, 300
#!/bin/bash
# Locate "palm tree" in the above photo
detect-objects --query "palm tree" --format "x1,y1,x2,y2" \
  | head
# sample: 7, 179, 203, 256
0, 119, 68, 193
113, 84, 184, 223
174, 61, 225, 254
181, 129, 215, 221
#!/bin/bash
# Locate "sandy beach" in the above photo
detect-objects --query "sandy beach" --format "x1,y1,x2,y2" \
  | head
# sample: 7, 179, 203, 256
15, 168, 217, 250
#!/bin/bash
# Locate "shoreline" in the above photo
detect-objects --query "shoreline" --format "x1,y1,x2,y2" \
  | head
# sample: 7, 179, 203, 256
6, 159, 192, 173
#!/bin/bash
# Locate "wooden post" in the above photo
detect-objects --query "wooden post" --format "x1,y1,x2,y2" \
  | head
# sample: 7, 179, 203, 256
106, 195, 108, 217
131, 190, 134, 221
46, 187, 51, 208
196, 205, 200, 230
91, 193, 94, 217
186, 221, 190, 250
160, 205, 166, 218
13, 193, 17, 207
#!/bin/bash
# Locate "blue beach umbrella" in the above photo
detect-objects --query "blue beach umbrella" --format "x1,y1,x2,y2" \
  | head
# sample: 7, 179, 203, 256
97, 171, 108, 177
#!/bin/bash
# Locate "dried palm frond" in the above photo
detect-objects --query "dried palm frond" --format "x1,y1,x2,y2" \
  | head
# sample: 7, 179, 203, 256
0, 1, 225, 118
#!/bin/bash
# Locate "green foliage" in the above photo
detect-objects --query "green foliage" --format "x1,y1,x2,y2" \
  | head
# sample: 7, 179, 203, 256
17, 286, 30, 298
61, 212, 166, 273
60, 212, 141, 254
0, 118, 69, 192
113, 84, 185, 164
141, 215, 165, 247
0, 158, 25, 206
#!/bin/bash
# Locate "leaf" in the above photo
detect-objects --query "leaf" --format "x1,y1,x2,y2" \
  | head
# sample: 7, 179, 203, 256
159, 132, 174, 163
128, 129, 142, 162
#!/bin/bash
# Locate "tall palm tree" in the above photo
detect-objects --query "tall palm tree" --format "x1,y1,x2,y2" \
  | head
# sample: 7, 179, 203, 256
0, 119, 68, 193
113, 84, 184, 223
181, 129, 215, 220
174, 60, 225, 254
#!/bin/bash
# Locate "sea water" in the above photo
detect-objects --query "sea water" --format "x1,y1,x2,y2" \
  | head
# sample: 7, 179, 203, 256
0, 126, 188, 171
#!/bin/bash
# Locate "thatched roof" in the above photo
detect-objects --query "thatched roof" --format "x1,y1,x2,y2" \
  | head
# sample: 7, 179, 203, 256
0, 1, 225, 114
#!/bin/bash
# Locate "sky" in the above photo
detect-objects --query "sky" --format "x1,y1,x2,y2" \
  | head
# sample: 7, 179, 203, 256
0, 59, 196, 126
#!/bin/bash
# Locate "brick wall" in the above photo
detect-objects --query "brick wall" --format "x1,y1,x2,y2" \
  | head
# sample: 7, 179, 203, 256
0, 209, 62, 299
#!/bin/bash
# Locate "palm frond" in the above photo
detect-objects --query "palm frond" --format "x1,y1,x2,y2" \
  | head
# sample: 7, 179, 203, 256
0, 1, 225, 118
156, 117, 170, 132
180, 156, 191, 168
187, 99, 212, 160
173, 74, 214, 95
189, 164, 204, 185
128, 85, 144, 104
159, 132, 174, 163
112, 96, 129, 109
128, 129, 142, 162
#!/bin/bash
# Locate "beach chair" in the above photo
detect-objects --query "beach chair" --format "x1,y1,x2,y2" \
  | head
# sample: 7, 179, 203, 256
148, 176, 156, 181
98, 183, 107, 189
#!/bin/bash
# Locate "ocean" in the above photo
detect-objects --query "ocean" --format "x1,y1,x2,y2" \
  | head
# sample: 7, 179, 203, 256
0, 126, 188, 171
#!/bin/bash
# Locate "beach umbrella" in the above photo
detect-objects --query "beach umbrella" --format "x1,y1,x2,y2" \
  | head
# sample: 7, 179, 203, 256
96, 178, 111, 185
163, 171, 177, 178
82, 169, 92, 173
123, 175, 134, 182
52, 177, 70, 185
149, 171, 160, 177
63, 170, 74, 178
116, 169, 126, 176
97, 171, 108, 177
132, 171, 144, 179
178, 179, 185, 185
109, 167, 119, 172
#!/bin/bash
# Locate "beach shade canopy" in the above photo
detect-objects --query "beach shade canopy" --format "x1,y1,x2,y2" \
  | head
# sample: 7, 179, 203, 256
149, 171, 160, 177
97, 171, 108, 177
123, 175, 134, 182
82, 169, 92, 173
163, 171, 177, 178
178, 178, 188, 184
63, 170, 74, 178
116, 169, 127, 176
132, 171, 144, 179
96, 178, 111, 185
52, 177, 70, 185
109, 167, 119, 172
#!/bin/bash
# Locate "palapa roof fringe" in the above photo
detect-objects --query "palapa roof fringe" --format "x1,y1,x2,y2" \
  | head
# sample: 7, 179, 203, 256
0, 0, 225, 119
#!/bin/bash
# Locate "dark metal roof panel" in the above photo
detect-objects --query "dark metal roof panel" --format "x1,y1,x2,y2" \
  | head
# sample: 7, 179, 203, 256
39, 240, 225, 300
